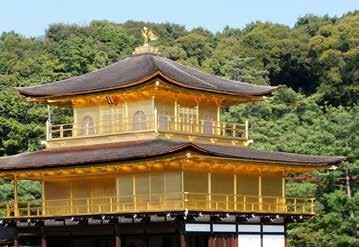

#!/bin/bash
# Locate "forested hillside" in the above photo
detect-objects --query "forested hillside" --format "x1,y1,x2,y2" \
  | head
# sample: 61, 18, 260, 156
0, 11, 358, 246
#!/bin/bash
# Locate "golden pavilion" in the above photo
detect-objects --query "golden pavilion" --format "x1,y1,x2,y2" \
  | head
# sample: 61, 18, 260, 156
0, 28, 345, 247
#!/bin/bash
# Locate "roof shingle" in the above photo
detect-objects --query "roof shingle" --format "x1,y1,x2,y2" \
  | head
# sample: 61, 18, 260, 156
0, 140, 346, 171
16, 54, 278, 98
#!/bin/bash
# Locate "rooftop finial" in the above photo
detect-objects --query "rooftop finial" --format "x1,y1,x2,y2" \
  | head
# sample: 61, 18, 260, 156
133, 27, 160, 55
142, 26, 158, 45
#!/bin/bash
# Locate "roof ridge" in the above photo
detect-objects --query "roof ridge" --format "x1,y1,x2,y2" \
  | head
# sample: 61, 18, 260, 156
160, 56, 274, 89
155, 56, 219, 89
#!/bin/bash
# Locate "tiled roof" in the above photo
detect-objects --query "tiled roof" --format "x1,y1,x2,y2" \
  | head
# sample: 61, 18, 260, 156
16, 53, 278, 98
0, 140, 346, 171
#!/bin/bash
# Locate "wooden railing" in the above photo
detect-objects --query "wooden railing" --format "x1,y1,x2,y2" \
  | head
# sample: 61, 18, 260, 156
46, 116, 155, 140
46, 114, 249, 141
0, 193, 315, 218
157, 116, 248, 139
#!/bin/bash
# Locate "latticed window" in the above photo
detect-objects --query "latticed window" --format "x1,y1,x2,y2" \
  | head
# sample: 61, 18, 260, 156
159, 111, 169, 130
101, 104, 122, 134
81, 116, 95, 136
133, 111, 147, 131
178, 105, 198, 132
203, 115, 214, 135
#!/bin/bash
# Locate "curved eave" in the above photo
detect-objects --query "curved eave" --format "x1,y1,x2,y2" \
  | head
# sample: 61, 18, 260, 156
16, 72, 279, 102
0, 141, 347, 172
188, 144, 347, 167
15, 53, 280, 102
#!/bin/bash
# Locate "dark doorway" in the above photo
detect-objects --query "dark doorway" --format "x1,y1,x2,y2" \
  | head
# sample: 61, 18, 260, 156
47, 239, 71, 247
123, 235, 178, 247
125, 237, 147, 247
186, 235, 209, 247
47, 238, 113, 247
72, 239, 113, 247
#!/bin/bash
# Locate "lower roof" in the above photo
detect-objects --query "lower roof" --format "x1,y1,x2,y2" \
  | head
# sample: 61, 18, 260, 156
0, 140, 346, 172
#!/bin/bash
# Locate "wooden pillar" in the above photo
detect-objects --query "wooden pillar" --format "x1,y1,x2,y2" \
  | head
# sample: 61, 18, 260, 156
282, 172, 286, 198
195, 101, 199, 133
116, 173, 120, 212
47, 105, 51, 123
70, 182, 73, 215
45, 120, 50, 140
154, 107, 158, 133
14, 175, 18, 217
245, 119, 249, 140
115, 235, 121, 247
233, 174, 237, 211
41, 226, 47, 247
208, 172, 211, 210
282, 172, 286, 212
124, 101, 128, 131
174, 98, 178, 131
14, 239, 19, 247
46, 105, 52, 140
41, 177, 46, 216
132, 175, 136, 210
99, 105, 103, 134
181, 170, 185, 209
179, 234, 186, 247
152, 95, 157, 132
73, 106, 77, 137
115, 223, 121, 247
260, 221, 264, 247
208, 237, 214, 247
41, 236, 47, 247
284, 220, 288, 247
258, 175, 262, 211
216, 104, 221, 135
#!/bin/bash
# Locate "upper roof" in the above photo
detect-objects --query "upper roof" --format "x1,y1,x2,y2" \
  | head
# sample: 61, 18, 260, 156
0, 140, 346, 171
16, 53, 278, 99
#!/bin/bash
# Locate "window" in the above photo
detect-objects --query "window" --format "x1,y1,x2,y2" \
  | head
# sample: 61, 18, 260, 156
101, 105, 122, 134
178, 106, 198, 132
133, 111, 147, 131
159, 111, 169, 130
81, 116, 95, 136
203, 115, 214, 135
102, 108, 112, 134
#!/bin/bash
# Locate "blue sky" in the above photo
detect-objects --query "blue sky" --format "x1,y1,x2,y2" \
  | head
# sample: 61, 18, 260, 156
1, 0, 358, 37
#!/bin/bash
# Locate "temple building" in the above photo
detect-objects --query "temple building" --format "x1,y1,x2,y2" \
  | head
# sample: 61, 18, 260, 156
0, 28, 345, 247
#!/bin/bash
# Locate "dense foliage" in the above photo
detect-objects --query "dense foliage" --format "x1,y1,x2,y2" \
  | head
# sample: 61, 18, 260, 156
0, 11, 358, 246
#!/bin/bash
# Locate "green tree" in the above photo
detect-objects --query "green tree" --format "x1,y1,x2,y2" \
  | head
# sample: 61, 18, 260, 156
0, 13, 358, 246
223, 56, 269, 84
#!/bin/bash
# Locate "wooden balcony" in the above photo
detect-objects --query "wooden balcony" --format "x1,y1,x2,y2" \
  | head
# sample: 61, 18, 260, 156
45, 113, 250, 147
0, 193, 315, 219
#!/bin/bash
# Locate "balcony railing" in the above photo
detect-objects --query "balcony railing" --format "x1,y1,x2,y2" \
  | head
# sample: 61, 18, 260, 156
0, 193, 315, 218
46, 114, 249, 141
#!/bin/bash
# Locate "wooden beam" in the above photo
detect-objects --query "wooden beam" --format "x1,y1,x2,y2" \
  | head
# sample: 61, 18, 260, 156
14, 175, 18, 217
